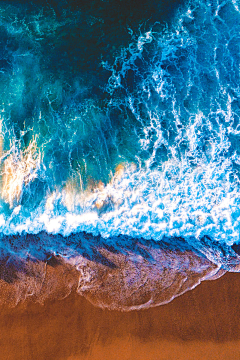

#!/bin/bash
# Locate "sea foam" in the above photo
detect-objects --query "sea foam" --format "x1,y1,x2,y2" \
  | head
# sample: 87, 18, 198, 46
0, 0, 239, 308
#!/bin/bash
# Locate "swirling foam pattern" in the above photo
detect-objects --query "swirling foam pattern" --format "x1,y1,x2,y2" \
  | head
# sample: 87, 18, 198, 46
0, 0, 239, 309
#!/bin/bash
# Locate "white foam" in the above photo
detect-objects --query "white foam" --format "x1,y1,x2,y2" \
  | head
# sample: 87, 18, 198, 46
0, 0, 239, 255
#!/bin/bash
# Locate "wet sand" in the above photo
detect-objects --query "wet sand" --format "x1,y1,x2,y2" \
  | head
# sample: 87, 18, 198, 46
0, 272, 240, 360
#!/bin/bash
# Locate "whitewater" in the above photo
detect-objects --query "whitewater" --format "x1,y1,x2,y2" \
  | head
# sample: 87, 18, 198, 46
0, 0, 239, 309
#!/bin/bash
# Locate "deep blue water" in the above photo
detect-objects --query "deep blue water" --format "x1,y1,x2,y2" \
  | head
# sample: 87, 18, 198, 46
0, 0, 240, 308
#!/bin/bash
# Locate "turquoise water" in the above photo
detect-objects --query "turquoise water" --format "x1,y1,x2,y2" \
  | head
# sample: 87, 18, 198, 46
0, 0, 240, 307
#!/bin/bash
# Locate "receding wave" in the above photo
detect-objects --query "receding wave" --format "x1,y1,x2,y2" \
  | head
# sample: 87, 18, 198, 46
0, 232, 239, 310
0, 0, 239, 309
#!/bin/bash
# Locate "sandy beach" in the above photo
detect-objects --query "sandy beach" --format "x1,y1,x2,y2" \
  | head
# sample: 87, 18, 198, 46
0, 271, 239, 360
0, 0, 239, 359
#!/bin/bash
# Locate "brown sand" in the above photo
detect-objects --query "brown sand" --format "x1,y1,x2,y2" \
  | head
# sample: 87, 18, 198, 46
0, 272, 239, 360
0, 241, 224, 310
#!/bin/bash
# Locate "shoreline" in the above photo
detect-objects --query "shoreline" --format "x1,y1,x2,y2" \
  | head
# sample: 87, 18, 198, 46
0, 233, 231, 310
0, 272, 240, 359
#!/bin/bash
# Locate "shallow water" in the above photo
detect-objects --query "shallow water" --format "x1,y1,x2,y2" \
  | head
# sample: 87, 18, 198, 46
0, 0, 240, 308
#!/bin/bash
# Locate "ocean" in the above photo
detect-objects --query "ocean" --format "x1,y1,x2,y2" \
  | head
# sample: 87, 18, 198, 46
0, 0, 239, 310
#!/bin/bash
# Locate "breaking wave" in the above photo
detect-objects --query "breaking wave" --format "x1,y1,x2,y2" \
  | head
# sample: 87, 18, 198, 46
0, 0, 239, 309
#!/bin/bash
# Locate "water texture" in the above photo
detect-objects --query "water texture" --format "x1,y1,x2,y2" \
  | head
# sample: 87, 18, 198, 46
0, 0, 239, 309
